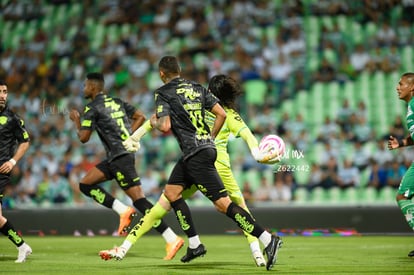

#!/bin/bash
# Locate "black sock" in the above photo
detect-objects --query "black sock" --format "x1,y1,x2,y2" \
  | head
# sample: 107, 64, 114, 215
79, 183, 114, 208
0, 221, 24, 247
226, 202, 265, 238
171, 198, 197, 238
133, 198, 168, 234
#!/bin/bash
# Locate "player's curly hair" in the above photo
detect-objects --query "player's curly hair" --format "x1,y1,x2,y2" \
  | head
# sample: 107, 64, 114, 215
208, 74, 241, 110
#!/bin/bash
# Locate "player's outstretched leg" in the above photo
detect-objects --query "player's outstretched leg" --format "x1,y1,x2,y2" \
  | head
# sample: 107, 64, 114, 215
229, 193, 266, 266
224, 201, 283, 270
99, 195, 184, 261
169, 198, 206, 263
0, 220, 32, 263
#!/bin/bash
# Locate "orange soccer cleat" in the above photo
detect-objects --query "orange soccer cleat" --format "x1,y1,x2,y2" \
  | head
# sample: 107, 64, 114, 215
117, 206, 137, 236
164, 236, 184, 260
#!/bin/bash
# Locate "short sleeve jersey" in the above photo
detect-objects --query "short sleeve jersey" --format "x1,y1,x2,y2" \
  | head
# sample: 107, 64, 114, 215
80, 94, 136, 162
155, 78, 219, 159
0, 106, 30, 162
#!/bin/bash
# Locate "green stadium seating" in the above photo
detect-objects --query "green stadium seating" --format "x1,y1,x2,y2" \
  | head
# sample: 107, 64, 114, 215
243, 79, 268, 107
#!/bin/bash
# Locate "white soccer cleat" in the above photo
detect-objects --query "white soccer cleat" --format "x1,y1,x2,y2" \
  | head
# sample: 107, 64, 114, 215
15, 243, 32, 263
99, 246, 126, 261
252, 250, 266, 267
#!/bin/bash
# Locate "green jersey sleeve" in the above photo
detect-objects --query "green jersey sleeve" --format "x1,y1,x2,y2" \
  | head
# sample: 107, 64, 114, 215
226, 108, 259, 151
407, 99, 414, 139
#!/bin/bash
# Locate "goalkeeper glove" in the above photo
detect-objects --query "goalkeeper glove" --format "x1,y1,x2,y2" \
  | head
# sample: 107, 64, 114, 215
251, 147, 280, 164
123, 138, 140, 152
123, 120, 153, 152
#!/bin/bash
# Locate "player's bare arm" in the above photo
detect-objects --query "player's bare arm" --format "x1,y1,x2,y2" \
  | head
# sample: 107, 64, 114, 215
69, 109, 92, 143
0, 141, 29, 174
388, 135, 414, 150
150, 114, 171, 133
209, 103, 226, 139
130, 109, 146, 132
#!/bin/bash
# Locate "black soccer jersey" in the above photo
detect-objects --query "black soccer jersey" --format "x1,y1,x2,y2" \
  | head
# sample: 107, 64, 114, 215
155, 78, 219, 159
0, 106, 30, 162
80, 94, 136, 162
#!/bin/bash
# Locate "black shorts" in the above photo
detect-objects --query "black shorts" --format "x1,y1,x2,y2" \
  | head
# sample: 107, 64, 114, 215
169, 147, 228, 202
0, 173, 10, 203
96, 153, 141, 190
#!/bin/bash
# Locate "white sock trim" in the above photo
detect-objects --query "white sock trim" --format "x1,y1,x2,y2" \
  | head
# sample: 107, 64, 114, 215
249, 240, 261, 253
188, 235, 201, 249
162, 227, 178, 243
259, 231, 272, 247
112, 199, 129, 215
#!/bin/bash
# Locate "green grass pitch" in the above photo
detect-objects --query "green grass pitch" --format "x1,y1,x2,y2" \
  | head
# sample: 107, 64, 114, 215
1, 235, 413, 274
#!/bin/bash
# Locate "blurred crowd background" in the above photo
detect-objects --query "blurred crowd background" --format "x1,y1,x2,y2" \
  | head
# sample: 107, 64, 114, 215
1, 0, 413, 209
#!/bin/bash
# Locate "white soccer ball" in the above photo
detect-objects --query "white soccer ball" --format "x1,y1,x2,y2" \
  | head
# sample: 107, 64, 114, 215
258, 134, 285, 163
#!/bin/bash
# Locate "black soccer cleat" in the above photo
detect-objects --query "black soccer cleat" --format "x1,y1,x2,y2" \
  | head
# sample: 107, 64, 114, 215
408, 250, 414, 257
264, 234, 282, 271
180, 244, 207, 263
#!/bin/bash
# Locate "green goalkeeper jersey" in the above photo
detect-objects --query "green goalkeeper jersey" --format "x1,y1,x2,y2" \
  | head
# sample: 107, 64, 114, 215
206, 107, 259, 168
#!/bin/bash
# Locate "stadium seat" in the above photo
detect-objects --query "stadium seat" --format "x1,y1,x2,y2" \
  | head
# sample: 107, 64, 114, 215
321, 16, 334, 29
293, 187, 308, 204
292, 159, 310, 186
363, 187, 378, 203
351, 21, 364, 44
378, 186, 396, 204
146, 70, 163, 90
358, 168, 371, 187
243, 169, 262, 191
162, 136, 180, 157
364, 22, 377, 40
243, 79, 268, 107
310, 187, 327, 204
328, 187, 341, 203
165, 37, 182, 54
336, 15, 349, 32
265, 25, 278, 41
341, 187, 358, 204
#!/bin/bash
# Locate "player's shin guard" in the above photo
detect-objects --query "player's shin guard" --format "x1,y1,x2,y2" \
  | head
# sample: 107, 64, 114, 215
226, 202, 265, 238
0, 221, 24, 246
126, 202, 169, 244
171, 198, 198, 237
229, 195, 258, 244
133, 198, 168, 233
79, 183, 114, 208
398, 199, 414, 230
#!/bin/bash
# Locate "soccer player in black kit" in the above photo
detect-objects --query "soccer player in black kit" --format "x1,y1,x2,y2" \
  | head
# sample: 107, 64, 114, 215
69, 73, 184, 259
150, 56, 281, 270
0, 80, 32, 263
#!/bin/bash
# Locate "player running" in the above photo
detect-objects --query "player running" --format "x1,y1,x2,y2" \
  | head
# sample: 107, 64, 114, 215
0, 80, 32, 263
69, 73, 183, 259
99, 57, 281, 270
388, 72, 414, 257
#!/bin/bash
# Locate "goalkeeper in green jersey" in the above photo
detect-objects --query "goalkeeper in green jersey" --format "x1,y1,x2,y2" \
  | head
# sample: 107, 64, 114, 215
388, 72, 414, 257
99, 74, 279, 266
